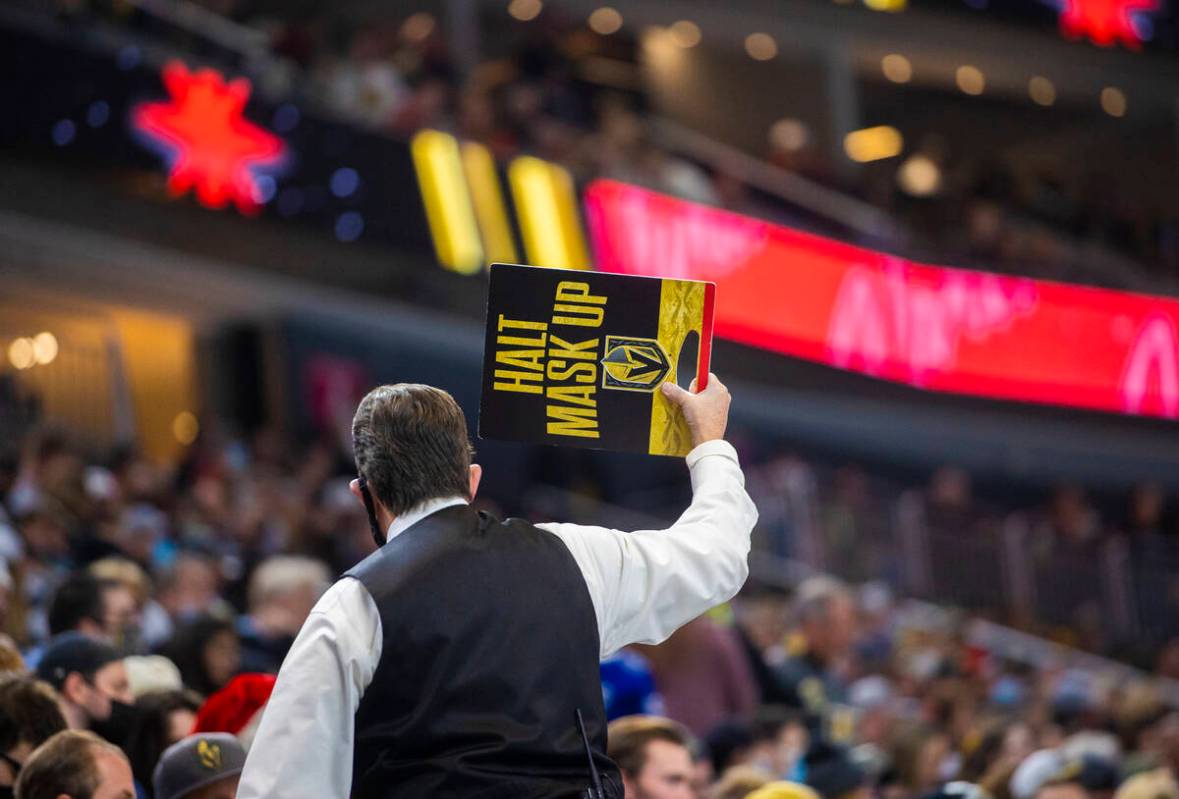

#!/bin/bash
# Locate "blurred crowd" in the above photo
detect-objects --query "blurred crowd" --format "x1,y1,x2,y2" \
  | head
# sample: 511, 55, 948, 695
2, 421, 1179, 798
745, 456, 1179, 664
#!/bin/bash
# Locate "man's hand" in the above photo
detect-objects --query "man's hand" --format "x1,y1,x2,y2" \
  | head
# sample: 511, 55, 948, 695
660, 373, 731, 449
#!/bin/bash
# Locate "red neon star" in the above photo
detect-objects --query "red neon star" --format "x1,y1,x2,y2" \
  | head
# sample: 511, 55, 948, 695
1058, 0, 1160, 49
132, 60, 286, 214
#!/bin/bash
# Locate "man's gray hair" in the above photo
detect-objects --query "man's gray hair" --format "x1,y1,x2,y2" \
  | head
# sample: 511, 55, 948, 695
793, 575, 852, 625
248, 556, 330, 611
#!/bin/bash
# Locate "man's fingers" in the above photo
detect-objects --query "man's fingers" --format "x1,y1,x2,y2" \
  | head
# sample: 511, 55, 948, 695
661, 380, 690, 404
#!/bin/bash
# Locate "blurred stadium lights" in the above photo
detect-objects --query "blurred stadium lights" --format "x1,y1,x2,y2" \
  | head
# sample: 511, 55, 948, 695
171, 411, 199, 446
400, 12, 436, 43
843, 125, 904, 162
411, 130, 484, 274
508, 156, 590, 270
508, 0, 542, 22
335, 212, 365, 243
7, 338, 35, 371
330, 168, 361, 199
897, 154, 942, 197
770, 118, 810, 152
1028, 76, 1057, 106
461, 142, 520, 265
588, 7, 624, 35
955, 65, 986, 95
131, 61, 287, 215
1057, 0, 1160, 49
669, 20, 702, 48
744, 32, 778, 60
32, 332, 59, 366
1102, 86, 1128, 116
51, 119, 76, 147
881, 53, 912, 83
86, 101, 111, 128
863, 0, 908, 12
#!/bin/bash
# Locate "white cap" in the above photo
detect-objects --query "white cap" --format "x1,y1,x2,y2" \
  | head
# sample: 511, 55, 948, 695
1011, 749, 1065, 799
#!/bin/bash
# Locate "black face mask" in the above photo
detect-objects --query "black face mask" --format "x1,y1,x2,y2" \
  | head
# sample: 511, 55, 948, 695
357, 476, 385, 549
90, 699, 140, 748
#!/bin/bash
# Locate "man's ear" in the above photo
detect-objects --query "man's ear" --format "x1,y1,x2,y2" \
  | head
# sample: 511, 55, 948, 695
349, 478, 364, 505
468, 464, 483, 501
61, 671, 88, 705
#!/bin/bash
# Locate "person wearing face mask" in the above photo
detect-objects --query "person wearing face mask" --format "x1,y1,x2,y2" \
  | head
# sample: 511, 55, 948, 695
36, 572, 140, 661
34, 634, 136, 749
0, 677, 68, 799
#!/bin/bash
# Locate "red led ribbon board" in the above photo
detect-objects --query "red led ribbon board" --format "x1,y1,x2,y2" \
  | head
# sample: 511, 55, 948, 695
1058, 0, 1160, 49
584, 179, 1179, 420
132, 61, 286, 214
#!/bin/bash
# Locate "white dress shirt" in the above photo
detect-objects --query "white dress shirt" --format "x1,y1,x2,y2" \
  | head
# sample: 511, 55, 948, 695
237, 438, 757, 799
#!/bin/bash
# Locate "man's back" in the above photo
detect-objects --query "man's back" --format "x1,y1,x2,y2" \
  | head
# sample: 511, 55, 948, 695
237, 377, 757, 799
347, 505, 616, 798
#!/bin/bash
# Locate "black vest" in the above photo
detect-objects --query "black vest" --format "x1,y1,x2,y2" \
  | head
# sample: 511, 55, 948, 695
345, 505, 622, 799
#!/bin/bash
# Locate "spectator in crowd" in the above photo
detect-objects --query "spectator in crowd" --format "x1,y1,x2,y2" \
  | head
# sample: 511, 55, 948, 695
709, 765, 776, 799
0, 677, 68, 794
747, 782, 823, 799
155, 554, 223, 626
46, 572, 138, 653
607, 715, 696, 799
705, 720, 756, 777
89, 558, 171, 651
151, 734, 244, 799
0, 637, 24, 676
13, 730, 134, 799
731, 583, 793, 706
234, 556, 327, 674
190, 673, 275, 751
1115, 770, 1179, 799
601, 647, 664, 720
34, 634, 133, 746
123, 655, 183, 699
640, 616, 758, 737
888, 725, 956, 798
747, 707, 808, 781
802, 740, 871, 799
773, 577, 857, 741
158, 616, 239, 699
124, 690, 201, 796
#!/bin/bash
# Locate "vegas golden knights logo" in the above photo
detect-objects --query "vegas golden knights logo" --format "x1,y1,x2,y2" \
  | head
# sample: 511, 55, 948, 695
197, 740, 222, 770
601, 336, 671, 392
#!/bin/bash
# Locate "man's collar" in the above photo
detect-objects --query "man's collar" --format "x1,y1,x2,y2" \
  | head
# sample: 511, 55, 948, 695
385, 496, 469, 543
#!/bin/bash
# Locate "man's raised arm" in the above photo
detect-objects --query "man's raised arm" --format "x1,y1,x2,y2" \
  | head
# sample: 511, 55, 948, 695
538, 374, 759, 657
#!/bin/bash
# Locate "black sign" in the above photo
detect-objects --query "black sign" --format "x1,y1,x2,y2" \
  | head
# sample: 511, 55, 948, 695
478, 263, 715, 457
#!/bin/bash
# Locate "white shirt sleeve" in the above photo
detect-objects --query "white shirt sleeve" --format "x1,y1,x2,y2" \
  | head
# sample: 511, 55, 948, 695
236, 578, 382, 799
538, 439, 758, 658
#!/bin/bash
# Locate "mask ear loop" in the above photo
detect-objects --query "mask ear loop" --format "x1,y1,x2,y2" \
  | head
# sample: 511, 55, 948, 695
358, 476, 385, 549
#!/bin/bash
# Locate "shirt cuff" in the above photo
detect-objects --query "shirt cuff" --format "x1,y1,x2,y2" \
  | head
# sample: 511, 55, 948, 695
685, 439, 740, 469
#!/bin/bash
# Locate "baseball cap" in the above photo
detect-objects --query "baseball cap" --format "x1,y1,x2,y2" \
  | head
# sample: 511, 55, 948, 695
804, 741, 868, 798
35, 632, 121, 690
153, 733, 246, 799
1010, 750, 1066, 799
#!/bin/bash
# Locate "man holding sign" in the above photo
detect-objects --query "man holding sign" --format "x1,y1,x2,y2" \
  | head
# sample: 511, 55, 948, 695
238, 271, 754, 798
